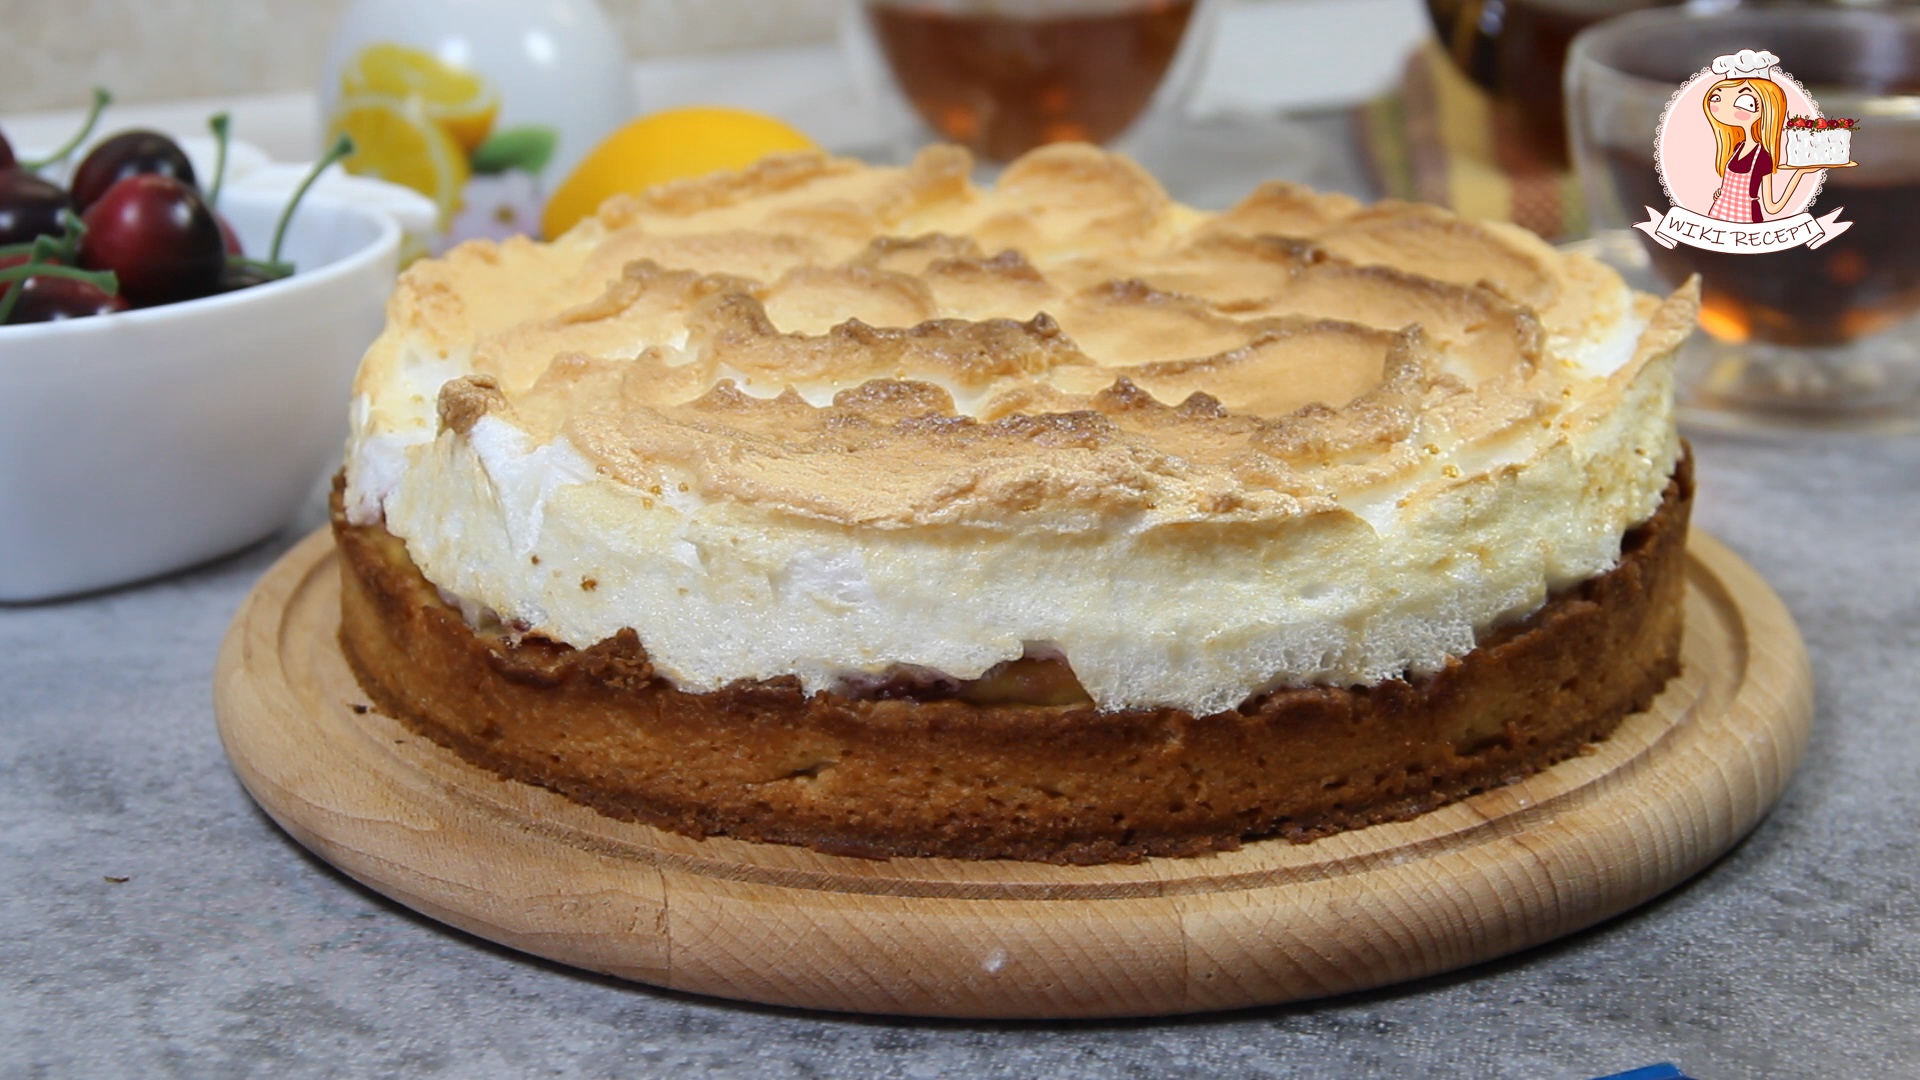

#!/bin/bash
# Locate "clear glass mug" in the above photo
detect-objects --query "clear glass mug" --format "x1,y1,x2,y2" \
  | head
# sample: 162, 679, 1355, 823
841, 0, 1223, 166
1567, 5, 1920, 429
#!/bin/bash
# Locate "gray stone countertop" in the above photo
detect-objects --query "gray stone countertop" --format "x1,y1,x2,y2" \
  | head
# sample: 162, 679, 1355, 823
6, 421, 1917, 1080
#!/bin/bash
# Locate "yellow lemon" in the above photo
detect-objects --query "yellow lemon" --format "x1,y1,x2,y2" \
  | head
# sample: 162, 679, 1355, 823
541, 107, 818, 238
329, 96, 470, 227
341, 42, 499, 152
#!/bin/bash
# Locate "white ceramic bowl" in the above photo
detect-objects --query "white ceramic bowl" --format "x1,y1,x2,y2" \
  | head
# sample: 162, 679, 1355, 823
0, 189, 400, 601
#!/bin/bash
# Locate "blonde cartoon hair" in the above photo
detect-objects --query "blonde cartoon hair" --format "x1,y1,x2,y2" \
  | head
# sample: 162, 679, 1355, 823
1703, 77, 1787, 177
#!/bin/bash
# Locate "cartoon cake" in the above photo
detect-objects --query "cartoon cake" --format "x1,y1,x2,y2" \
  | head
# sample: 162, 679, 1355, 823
1783, 116, 1857, 168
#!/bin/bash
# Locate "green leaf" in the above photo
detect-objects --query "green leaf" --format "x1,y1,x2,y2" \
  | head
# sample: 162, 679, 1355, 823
470, 125, 559, 175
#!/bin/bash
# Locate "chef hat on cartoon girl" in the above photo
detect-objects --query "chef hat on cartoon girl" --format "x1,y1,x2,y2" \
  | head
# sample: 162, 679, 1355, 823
1707, 49, 1784, 114
1711, 49, 1780, 82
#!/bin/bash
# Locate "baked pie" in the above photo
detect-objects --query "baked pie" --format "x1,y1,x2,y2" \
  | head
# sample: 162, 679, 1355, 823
334, 144, 1698, 863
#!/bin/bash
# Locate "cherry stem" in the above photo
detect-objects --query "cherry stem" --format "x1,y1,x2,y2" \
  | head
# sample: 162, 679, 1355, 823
19, 88, 111, 172
0, 233, 65, 267
0, 263, 118, 289
0, 219, 101, 323
268, 134, 354, 269
207, 113, 232, 207
229, 255, 294, 279
0, 262, 119, 325
53, 209, 85, 262
0, 211, 90, 264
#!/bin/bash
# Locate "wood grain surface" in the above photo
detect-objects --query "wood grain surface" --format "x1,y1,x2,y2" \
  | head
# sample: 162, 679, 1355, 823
214, 528, 1812, 1018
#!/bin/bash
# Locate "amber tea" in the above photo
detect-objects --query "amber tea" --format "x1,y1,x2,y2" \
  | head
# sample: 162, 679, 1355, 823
1607, 147, 1920, 347
865, 0, 1198, 163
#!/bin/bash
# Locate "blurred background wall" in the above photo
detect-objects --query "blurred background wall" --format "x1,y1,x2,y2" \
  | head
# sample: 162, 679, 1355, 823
0, 0, 843, 111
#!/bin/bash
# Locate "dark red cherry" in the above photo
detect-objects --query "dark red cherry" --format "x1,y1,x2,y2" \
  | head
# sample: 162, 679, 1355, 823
217, 212, 243, 256
0, 129, 15, 172
0, 169, 71, 245
6, 273, 128, 323
69, 130, 197, 213
78, 174, 223, 307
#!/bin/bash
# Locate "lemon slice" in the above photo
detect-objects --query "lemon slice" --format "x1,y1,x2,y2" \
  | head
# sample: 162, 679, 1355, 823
341, 42, 499, 152
541, 107, 818, 239
329, 96, 470, 227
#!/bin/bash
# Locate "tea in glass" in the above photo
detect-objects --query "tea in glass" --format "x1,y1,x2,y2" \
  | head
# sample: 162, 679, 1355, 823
852, 0, 1211, 162
1568, 6, 1920, 426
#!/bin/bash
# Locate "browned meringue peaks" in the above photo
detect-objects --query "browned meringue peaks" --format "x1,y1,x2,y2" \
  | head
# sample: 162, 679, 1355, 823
357, 143, 1695, 531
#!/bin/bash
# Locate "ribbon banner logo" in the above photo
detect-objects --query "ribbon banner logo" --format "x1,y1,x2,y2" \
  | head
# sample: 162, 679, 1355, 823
1641, 48, 1855, 255
1634, 204, 1852, 253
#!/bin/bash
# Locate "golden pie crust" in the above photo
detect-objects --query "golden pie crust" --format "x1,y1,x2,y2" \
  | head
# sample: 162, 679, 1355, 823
332, 454, 1689, 864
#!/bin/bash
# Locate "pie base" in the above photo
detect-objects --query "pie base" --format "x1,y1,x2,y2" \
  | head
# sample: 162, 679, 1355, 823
333, 457, 1691, 864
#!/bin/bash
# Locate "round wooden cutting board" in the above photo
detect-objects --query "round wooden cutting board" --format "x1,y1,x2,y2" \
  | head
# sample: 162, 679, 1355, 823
215, 528, 1811, 1019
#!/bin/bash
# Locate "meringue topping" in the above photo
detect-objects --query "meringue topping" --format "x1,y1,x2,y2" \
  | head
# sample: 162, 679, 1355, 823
345, 144, 1695, 714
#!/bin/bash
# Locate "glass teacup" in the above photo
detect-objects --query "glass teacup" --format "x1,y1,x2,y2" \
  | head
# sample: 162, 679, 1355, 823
1568, 5, 1920, 430
842, 0, 1221, 164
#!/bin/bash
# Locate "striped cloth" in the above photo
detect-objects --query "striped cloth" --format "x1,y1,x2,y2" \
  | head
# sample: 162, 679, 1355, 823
1358, 41, 1587, 242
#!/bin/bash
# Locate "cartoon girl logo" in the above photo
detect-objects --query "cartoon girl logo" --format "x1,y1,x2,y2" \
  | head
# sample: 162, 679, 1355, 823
1702, 62, 1804, 223
1635, 49, 1854, 254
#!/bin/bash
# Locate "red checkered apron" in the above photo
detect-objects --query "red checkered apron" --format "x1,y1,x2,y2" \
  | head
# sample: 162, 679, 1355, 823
1708, 143, 1761, 222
